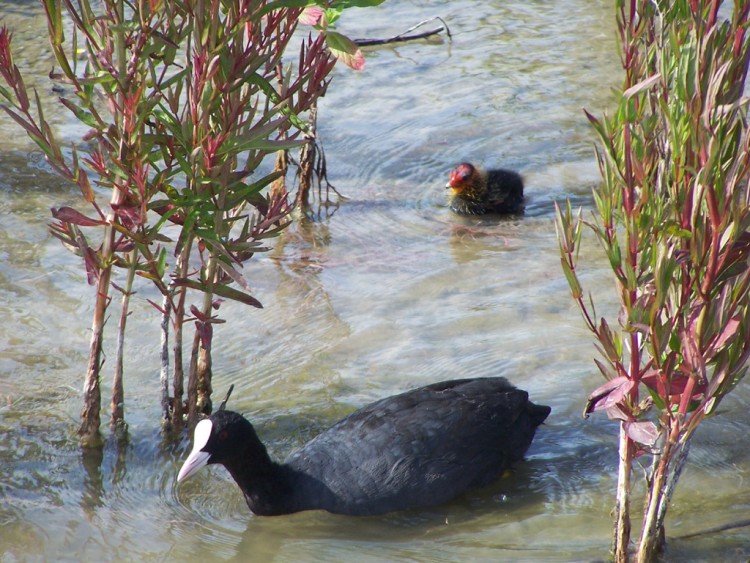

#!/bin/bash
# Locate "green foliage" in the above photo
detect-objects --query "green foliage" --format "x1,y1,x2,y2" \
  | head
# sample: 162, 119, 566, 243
0, 0, 371, 439
556, 0, 750, 558
297, 0, 386, 70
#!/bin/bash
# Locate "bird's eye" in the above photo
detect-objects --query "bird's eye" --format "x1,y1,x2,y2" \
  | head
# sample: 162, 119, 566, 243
219, 430, 229, 441
456, 165, 473, 181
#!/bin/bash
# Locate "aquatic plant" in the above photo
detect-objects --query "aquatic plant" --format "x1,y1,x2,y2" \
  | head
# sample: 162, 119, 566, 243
0, 0, 382, 447
556, 0, 750, 559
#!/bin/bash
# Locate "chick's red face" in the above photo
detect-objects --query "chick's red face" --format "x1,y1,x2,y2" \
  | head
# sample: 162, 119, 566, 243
447, 163, 476, 190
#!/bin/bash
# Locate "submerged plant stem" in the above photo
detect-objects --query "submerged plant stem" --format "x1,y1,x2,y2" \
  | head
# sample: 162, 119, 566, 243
614, 425, 632, 561
111, 250, 137, 437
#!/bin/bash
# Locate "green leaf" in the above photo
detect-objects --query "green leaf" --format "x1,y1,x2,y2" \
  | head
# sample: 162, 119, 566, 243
173, 277, 264, 308
156, 247, 167, 278
224, 171, 283, 209
258, 0, 313, 18
606, 242, 622, 270
560, 257, 582, 300
325, 31, 365, 70
221, 136, 305, 155
645, 383, 668, 412
0, 84, 14, 103
331, 0, 386, 7
59, 98, 101, 129
175, 210, 197, 256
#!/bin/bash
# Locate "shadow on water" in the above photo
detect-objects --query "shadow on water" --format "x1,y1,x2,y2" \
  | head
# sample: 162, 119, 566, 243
223, 474, 552, 562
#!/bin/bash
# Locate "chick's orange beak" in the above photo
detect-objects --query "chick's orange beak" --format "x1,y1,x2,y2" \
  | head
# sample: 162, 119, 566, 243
446, 170, 459, 189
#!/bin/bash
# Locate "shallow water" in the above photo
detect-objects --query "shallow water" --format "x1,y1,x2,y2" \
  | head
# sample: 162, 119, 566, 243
1, 1, 750, 561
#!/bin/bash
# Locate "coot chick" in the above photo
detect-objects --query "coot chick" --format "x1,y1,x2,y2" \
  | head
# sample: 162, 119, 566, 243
446, 162, 524, 215
177, 377, 550, 516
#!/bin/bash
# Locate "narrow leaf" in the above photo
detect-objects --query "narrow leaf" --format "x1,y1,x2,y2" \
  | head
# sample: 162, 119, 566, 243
51, 206, 106, 226
173, 278, 264, 308
623, 73, 661, 98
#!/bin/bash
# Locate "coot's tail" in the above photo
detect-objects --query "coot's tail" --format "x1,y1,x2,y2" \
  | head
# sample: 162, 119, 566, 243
527, 401, 551, 426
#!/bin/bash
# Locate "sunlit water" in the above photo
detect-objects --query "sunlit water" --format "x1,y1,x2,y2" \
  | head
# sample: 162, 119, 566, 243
1, 1, 750, 561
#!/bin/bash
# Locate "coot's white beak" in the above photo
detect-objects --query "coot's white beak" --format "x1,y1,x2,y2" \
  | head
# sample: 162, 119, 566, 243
177, 419, 213, 482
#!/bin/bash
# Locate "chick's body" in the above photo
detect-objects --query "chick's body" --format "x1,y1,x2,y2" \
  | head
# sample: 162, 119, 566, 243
446, 163, 524, 215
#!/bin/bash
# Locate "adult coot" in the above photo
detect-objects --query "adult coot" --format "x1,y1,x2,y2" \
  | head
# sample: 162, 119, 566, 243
446, 162, 524, 215
177, 377, 550, 516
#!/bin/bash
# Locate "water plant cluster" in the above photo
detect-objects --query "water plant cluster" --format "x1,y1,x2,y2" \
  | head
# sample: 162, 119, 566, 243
0, 0, 382, 446
557, 0, 750, 559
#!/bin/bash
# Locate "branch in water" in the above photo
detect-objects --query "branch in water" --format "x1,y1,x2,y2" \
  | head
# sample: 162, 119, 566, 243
677, 518, 750, 540
355, 17, 451, 47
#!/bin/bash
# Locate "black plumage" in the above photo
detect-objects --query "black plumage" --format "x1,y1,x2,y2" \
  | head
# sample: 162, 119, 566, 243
446, 162, 524, 215
178, 377, 550, 516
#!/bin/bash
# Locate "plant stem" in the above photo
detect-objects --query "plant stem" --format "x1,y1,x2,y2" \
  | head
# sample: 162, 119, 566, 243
298, 103, 317, 207
79, 293, 105, 448
614, 424, 633, 561
188, 206, 224, 425
171, 287, 186, 431
111, 249, 137, 439
173, 245, 191, 431
160, 291, 172, 429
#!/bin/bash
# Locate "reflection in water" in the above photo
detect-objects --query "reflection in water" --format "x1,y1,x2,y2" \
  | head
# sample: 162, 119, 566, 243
271, 213, 334, 277
80, 447, 104, 516
224, 473, 551, 562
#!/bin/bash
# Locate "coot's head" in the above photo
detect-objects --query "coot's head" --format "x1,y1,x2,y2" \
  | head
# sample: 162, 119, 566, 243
177, 410, 258, 482
446, 162, 479, 192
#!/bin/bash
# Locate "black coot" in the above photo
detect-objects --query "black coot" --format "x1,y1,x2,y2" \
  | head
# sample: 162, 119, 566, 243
177, 377, 550, 516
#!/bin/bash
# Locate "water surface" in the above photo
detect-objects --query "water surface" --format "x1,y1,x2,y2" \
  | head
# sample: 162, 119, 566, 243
1, 1, 750, 561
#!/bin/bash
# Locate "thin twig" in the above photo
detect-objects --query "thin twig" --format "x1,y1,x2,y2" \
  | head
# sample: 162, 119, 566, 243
355, 17, 451, 47
218, 384, 235, 411
677, 517, 750, 539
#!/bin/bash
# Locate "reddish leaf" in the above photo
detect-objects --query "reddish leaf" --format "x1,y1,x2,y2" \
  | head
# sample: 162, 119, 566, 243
593, 358, 615, 379
643, 371, 688, 394
216, 260, 251, 291
113, 239, 135, 252
51, 206, 106, 226
583, 376, 634, 419
146, 299, 167, 315
150, 201, 185, 225
605, 404, 632, 422
624, 421, 660, 448
82, 246, 100, 285
706, 315, 742, 357
111, 202, 144, 229
679, 326, 706, 381
641, 369, 663, 392
300, 7, 324, 26
190, 304, 209, 323
77, 168, 94, 203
